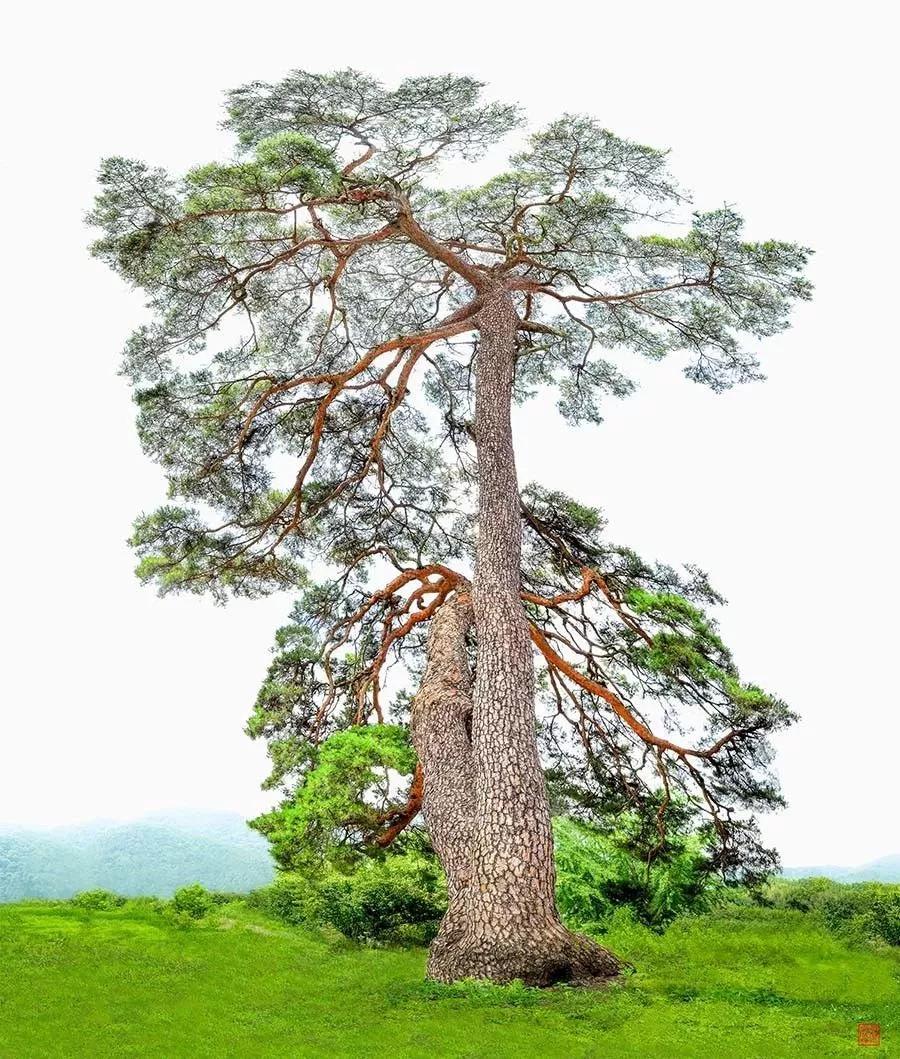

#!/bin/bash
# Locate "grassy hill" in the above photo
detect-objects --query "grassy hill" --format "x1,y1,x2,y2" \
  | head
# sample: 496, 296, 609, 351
0, 899, 895, 1057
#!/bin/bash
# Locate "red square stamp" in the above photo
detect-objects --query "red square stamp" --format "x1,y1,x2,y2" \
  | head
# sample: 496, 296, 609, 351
858, 1022, 881, 1047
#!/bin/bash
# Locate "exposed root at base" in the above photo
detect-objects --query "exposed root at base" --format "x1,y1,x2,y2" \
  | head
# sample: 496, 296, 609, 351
426, 921, 622, 988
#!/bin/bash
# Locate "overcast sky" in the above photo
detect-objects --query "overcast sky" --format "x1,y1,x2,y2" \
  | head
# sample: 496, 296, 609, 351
2, 1, 896, 867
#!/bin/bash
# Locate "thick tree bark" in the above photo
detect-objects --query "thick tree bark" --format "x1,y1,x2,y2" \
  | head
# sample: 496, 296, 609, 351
410, 592, 476, 970
419, 288, 620, 986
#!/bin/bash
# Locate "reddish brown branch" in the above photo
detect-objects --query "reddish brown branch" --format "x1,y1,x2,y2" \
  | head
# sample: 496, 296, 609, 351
319, 559, 740, 766
529, 623, 739, 761
373, 763, 424, 847
523, 565, 653, 645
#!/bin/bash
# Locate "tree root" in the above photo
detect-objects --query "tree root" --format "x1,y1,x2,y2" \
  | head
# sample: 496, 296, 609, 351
426, 918, 621, 988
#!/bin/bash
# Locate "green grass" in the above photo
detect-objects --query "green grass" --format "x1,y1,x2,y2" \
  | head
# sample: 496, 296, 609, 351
0, 900, 896, 1057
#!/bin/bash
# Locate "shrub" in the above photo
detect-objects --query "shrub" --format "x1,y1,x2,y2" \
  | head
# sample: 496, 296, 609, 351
170, 883, 214, 919
252, 853, 446, 943
553, 817, 727, 930
317, 855, 446, 942
247, 874, 319, 925
760, 877, 900, 947
70, 889, 126, 911
251, 815, 728, 941
206, 891, 245, 906
820, 884, 900, 946
760, 876, 838, 912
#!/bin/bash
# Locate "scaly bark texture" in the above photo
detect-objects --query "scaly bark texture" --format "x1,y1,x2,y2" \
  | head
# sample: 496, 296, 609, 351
409, 592, 476, 973
424, 289, 620, 986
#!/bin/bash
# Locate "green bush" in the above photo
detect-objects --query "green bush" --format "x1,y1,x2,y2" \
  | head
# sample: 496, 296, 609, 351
170, 883, 214, 919
317, 856, 446, 942
247, 873, 319, 925
760, 877, 900, 947
69, 889, 126, 910
250, 815, 728, 940
206, 890, 245, 906
820, 884, 900, 946
553, 817, 726, 930
761, 876, 837, 912
252, 853, 446, 943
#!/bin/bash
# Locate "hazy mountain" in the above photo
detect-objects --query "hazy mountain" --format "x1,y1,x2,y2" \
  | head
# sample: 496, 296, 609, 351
4, 808, 896, 902
782, 855, 900, 883
0, 810, 275, 901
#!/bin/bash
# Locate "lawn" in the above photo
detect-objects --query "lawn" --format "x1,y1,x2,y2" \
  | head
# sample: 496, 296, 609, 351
0, 900, 896, 1057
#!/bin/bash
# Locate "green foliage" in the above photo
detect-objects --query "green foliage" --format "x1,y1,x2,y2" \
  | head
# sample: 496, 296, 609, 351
245, 614, 324, 791
553, 816, 726, 930
250, 853, 446, 944
89, 67, 810, 603
170, 883, 215, 920
624, 587, 790, 726
526, 482, 793, 878
2, 900, 896, 1058
184, 132, 338, 214
130, 505, 305, 601
250, 725, 417, 871
69, 889, 126, 911
248, 806, 727, 944
763, 875, 837, 912
90, 67, 810, 893
822, 886, 900, 947
762, 877, 900, 948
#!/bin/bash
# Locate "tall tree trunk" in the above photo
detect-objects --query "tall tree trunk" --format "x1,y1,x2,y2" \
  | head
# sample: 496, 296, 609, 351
423, 288, 620, 986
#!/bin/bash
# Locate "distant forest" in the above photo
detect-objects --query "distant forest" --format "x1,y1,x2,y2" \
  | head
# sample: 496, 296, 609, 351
0, 811, 274, 901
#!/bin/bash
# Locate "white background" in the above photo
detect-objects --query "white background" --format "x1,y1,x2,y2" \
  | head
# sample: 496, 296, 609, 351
1, 1, 897, 867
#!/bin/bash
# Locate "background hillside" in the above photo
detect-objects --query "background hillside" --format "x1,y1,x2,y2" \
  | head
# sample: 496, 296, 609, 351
2, 808, 897, 904
781, 857, 900, 883
0, 811, 274, 901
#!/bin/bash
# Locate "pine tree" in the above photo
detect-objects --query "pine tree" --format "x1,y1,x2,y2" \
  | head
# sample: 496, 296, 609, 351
91, 69, 811, 985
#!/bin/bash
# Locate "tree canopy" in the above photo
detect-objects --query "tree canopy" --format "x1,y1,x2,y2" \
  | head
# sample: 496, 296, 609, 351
90, 68, 811, 905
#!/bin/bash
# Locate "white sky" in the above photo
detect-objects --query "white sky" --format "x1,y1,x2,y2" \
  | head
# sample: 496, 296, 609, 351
2, 1, 897, 867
